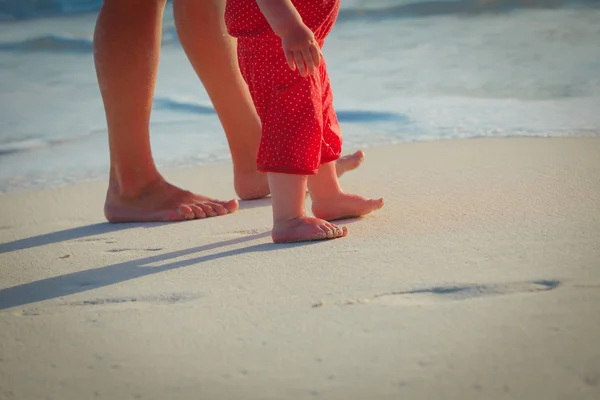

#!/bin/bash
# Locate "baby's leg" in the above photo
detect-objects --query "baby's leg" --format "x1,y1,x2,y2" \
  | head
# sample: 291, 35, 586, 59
309, 162, 384, 221
269, 172, 348, 243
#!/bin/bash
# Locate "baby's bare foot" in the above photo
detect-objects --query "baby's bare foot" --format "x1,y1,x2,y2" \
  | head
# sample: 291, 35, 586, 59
336, 150, 365, 178
272, 216, 348, 243
312, 193, 384, 221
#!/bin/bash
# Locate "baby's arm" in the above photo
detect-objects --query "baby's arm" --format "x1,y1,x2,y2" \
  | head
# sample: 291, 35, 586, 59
256, 0, 321, 76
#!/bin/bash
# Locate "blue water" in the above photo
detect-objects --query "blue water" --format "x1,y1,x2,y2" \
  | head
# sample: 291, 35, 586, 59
0, 0, 599, 193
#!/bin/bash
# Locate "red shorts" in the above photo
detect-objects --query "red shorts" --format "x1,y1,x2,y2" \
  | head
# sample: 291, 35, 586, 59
237, 39, 342, 175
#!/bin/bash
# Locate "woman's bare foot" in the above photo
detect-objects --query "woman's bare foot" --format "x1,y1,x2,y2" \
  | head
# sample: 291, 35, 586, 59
272, 216, 348, 243
312, 193, 384, 221
104, 178, 239, 223
234, 150, 366, 200
234, 168, 271, 201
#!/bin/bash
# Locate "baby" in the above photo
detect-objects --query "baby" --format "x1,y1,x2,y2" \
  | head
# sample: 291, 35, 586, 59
225, 0, 384, 243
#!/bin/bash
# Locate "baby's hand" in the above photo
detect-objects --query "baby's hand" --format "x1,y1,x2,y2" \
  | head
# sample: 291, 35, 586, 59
280, 24, 322, 77
255, 0, 321, 76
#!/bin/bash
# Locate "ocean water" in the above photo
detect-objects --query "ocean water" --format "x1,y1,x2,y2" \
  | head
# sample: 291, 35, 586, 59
0, 0, 599, 193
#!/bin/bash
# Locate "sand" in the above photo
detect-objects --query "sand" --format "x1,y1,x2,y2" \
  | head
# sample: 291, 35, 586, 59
1, 137, 599, 400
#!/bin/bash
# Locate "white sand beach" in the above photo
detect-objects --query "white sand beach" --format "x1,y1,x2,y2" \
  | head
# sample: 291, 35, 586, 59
1, 137, 599, 400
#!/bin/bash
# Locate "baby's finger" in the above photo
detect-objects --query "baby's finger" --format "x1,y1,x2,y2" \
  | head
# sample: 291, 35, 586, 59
294, 51, 307, 77
285, 50, 296, 71
301, 48, 316, 75
309, 44, 321, 69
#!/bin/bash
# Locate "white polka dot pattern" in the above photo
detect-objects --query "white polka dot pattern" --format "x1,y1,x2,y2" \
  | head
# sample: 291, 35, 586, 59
226, 0, 342, 175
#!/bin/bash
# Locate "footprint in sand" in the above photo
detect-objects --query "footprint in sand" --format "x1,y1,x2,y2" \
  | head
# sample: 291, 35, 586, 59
74, 237, 108, 243
66, 293, 200, 307
106, 247, 163, 253
14, 293, 200, 316
72, 237, 118, 244
367, 280, 560, 306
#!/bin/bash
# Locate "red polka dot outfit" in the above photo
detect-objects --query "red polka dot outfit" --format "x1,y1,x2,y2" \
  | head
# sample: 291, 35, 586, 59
225, 0, 342, 175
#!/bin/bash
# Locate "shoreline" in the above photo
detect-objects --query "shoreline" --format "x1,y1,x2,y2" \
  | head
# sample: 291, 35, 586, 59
2, 134, 599, 196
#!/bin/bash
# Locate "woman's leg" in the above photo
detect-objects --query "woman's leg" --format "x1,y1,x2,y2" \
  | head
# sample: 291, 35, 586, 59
94, 0, 237, 222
